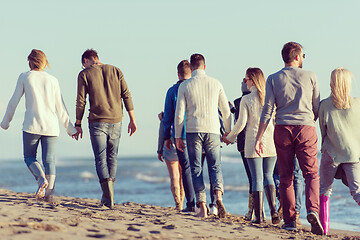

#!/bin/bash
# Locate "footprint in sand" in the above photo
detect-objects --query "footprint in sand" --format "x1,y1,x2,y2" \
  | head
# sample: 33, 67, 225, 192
127, 225, 141, 231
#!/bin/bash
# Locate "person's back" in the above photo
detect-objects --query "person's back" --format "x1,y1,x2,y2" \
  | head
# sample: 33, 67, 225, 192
178, 69, 229, 134
264, 67, 319, 126
77, 64, 133, 123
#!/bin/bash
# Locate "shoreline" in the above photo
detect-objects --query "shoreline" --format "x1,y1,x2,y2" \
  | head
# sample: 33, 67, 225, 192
0, 189, 359, 239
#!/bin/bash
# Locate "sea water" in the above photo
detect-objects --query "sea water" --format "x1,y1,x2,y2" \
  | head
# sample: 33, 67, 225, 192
0, 154, 359, 233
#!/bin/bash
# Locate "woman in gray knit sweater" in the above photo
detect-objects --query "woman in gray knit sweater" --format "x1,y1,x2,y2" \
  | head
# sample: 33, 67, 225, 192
318, 68, 360, 235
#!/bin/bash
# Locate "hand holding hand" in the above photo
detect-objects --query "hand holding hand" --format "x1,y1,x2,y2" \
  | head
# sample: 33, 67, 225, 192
72, 126, 83, 140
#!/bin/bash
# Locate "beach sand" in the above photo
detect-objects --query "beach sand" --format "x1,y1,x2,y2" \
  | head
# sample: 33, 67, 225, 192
0, 189, 358, 240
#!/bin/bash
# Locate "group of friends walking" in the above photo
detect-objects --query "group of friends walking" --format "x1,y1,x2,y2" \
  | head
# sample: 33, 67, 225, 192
1, 42, 359, 236
156, 42, 360, 236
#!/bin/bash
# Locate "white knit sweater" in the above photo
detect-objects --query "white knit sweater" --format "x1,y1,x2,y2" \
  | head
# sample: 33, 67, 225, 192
226, 86, 276, 158
174, 69, 231, 137
1, 71, 77, 136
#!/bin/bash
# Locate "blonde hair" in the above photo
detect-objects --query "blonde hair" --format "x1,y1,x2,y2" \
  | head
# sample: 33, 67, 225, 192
330, 68, 352, 109
246, 68, 266, 105
27, 49, 49, 70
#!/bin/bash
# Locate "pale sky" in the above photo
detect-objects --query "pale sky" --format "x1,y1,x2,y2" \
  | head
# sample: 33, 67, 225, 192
1, 0, 359, 160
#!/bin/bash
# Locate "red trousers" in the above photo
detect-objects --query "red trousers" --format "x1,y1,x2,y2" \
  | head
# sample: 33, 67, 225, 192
274, 125, 320, 223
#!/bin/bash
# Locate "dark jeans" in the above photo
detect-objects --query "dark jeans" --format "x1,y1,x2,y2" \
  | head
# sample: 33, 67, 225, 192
241, 151, 252, 194
89, 122, 121, 182
176, 139, 195, 208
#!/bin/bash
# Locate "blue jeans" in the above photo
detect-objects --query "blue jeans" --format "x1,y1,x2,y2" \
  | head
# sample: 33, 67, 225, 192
23, 131, 57, 175
186, 133, 224, 203
247, 156, 277, 192
274, 157, 303, 212
176, 139, 195, 208
89, 122, 121, 182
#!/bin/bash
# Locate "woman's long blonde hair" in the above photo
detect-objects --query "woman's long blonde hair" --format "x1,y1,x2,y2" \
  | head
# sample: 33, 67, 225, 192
330, 67, 352, 109
27, 49, 49, 71
246, 67, 266, 105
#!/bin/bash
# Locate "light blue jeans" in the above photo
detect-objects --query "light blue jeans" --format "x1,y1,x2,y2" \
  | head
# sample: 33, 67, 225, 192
89, 122, 122, 182
23, 131, 57, 175
186, 133, 224, 203
247, 156, 277, 192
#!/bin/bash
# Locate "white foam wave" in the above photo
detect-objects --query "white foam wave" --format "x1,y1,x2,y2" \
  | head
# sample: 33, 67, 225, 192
135, 173, 169, 183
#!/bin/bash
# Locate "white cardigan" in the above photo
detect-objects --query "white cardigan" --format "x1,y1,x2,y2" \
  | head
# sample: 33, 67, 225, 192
226, 86, 276, 158
175, 69, 231, 137
1, 71, 77, 136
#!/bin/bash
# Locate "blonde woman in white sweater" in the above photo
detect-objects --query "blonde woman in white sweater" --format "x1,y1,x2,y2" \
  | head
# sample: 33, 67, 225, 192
1, 49, 77, 201
223, 68, 280, 224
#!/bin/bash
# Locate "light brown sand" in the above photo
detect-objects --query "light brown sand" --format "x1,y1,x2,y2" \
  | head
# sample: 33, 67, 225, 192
0, 189, 358, 240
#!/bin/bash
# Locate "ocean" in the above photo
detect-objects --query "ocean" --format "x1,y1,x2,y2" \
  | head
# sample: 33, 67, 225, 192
0, 154, 359, 233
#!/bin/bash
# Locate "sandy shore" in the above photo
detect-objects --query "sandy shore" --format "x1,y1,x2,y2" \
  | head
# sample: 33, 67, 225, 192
0, 189, 358, 240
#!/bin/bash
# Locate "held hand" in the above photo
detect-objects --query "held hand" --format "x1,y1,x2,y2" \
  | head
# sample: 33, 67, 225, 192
165, 139, 174, 151
157, 153, 164, 162
255, 140, 264, 157
175, 138, 185, 152
128, 120, 137, 136
158, 112, 164, 121
0, 122, 9, 130
73, 126, 83, 140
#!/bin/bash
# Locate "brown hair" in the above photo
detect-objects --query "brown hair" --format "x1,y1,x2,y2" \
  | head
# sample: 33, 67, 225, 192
190, 53, 205, 69
246, 67, 266, 105
330, 68, 352, 109
281, 42, 302, 64
177, 60, 191, 77
81, 49, 99, 64
27, 49, 49, 70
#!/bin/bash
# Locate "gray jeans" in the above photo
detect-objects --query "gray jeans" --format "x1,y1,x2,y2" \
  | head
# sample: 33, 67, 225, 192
320, 150, 360, 204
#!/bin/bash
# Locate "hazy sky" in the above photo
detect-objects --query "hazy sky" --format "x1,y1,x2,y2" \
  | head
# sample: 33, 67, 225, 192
0, 0, 359, 160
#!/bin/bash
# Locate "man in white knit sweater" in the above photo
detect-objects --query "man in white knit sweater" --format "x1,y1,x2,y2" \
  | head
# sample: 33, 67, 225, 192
174, 53, 231, 218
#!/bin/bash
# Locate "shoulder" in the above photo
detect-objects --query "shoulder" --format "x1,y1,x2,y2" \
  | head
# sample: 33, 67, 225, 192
319, 97, 333, 112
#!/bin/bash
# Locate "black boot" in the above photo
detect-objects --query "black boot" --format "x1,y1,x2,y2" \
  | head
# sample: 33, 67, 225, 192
264, 185, 281, 224
100, 178, 114, 209
252, 191, 263, 224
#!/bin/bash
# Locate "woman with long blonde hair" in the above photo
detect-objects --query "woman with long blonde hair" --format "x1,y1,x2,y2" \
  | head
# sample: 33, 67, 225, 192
318, 67, 360, 234
1, 49, 77, 202
223, 67, 279, 224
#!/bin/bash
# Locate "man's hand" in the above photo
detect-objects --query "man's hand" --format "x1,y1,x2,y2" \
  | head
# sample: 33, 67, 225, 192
175, 138, 185, 152
165, 139, 174, 151
72, 126, 83, 141
128, 120, 137, 136
157, 153, 164, 162
255, 140, 264, 157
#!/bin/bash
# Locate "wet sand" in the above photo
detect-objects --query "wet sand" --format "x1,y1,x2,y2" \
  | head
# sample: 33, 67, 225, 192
0, 189, 358, 240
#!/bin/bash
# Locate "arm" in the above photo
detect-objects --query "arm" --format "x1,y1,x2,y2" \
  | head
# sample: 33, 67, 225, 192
254, 122, 269, 157
157, 121, 165, 162
218, 84, 231, 134
318, 102, 326, 145
312, 74, 320, 121
225, 98, 248, 143
174, 85, 186, 152
162, 87, 175, 141
127, 110, 137, 136
1, 74, 24, 129
54, 79, 77, 136
75, 73, 87, 139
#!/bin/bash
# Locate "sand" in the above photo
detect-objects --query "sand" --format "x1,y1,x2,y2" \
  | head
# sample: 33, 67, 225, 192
0, 189, 359, 240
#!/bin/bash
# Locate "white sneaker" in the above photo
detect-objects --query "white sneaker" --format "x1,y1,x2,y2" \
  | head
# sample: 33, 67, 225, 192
210, 204, 218, 215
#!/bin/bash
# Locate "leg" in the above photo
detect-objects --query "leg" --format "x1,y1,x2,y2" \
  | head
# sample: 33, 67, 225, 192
40, 135, 57, 202
241, 152, 254, 220
342, 162, 360, 205
186, 133, 207, 217
165, 159, 182, 210
106, 122, 122, 180
293, 156, 303, 226
247, 157, 264, 223
294, 126, 323, 235
178, 164, 185, 207
263, 156, 280, 224
204, 133, 226, 218
274, 125, 296, 224
176, 139, 195, 212
89, 123, 110, 182
23, 131, 48, 200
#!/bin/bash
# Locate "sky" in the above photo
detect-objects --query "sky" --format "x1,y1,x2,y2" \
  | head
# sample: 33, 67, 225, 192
0, 0, 359, 160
